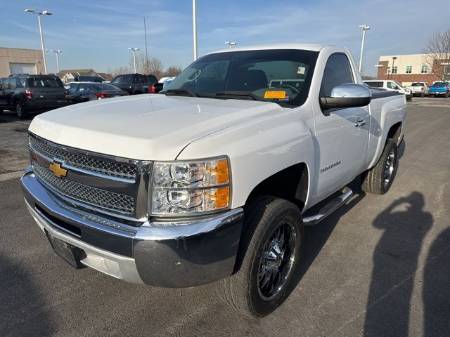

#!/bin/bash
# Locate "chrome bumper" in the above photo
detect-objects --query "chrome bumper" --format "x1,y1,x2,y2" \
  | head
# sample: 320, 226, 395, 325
21, 169, 244, 287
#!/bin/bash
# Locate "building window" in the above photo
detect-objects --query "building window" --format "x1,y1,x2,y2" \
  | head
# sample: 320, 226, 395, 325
392, 66, 398, 74
421, 65, 429, 74
406, 66, 412, 74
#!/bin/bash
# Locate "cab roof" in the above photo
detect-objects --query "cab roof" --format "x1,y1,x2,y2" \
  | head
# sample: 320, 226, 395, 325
209, 43, 331, 55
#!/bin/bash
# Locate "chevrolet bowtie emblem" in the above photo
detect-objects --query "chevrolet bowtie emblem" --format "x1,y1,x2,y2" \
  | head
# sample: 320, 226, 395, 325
49, 162, 68, 178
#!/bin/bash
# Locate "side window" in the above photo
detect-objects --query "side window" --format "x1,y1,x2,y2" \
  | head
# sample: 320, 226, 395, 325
134, 75, 144, 84
147, 75, 157, 84
9, 78, 17, 90
16, 78, 26, 88
320, 53, 354, 97
387, 82, 396, 89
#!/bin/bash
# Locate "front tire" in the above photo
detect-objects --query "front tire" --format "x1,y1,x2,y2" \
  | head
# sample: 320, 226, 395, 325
362, 139, 398, 194
220, 197, 303, 317
15, 102, 25, 119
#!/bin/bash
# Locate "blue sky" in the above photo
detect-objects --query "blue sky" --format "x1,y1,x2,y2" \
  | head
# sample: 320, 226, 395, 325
1, 0, 449, 75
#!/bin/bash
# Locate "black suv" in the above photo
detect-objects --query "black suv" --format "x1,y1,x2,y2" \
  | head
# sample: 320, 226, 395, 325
0, 74, 68, 118
110, 73, 158, 95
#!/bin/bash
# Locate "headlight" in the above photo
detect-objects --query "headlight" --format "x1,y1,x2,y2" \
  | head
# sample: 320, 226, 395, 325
151, 157, 231, 216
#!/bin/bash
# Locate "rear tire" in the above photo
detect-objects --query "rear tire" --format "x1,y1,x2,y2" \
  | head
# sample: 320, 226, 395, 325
15, 102, 25, 119
219, 197, 303, 318
362, 139, 398, 194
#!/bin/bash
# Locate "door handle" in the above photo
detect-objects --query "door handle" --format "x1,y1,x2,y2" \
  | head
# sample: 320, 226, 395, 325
354, 118, 366, 127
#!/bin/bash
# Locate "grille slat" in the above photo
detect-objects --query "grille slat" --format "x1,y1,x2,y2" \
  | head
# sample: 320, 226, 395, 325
34, 163, 136, 214
29, 133, 140, 217
29, 134, 138, 180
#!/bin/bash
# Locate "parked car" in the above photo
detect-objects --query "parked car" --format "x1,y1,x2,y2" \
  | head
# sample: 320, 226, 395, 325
110, 73, 158, 95
66, 82, 128, 103
0, 74, 68, 118
147, 82, 164, 93
0, 78, 8, 111
407, 82, 429, 97
428, 81, 450, 97
22, 44, 406, 317
364, 80, 413, 101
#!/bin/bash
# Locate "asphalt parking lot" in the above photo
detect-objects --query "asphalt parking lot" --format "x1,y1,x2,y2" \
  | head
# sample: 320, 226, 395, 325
1, 97, 449, 337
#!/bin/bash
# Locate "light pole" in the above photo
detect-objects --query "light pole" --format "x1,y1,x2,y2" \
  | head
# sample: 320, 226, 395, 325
225, 41, 237, 49
24, 8, 53, 74
51, 49, 62, 73
128, 47, 140, 73
358, 24, 370, 74
192, 0, 198, 60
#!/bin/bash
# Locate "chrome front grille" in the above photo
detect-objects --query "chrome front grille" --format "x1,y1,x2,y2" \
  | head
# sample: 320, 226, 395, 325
34, 163, 136, 214
28, 133, 150, 219
29, 133, 138, 180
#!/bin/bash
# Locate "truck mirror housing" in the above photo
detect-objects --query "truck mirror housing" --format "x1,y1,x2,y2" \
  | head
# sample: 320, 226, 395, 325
320, 83, 371, 111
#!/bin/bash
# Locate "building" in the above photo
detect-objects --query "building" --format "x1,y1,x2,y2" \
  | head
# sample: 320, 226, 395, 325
58, 69, 98, 83
57, 69, 112, 83
377, 53, 450, 86
0, 47, 44, 77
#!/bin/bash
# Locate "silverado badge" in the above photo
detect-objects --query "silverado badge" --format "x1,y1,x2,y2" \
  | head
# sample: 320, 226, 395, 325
49, 162, 68, 178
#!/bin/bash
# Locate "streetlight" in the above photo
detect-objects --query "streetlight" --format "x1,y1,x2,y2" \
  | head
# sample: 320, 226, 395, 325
51, 49, 63, 73
192, 0, 198, 60
225, 41, 237, 48
128, 47, 140, 73
24, 8, 53, 74
358, 24, 370, 74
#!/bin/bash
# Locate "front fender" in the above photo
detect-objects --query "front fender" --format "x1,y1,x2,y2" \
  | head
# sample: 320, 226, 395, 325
177, 109, 315, 209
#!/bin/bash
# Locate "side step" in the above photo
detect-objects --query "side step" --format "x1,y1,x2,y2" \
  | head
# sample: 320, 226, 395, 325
303, 188, 355, 226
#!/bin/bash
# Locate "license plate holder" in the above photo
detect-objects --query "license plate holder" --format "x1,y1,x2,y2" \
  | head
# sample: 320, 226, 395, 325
46, 232, 84, 268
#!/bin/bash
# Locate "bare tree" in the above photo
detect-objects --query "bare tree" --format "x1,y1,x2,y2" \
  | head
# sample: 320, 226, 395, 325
164, 66, 182, 77
425, 29, 450, 81
130, 53, 164, 78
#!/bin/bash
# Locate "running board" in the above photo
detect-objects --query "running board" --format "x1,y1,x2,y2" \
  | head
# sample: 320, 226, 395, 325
303, 188, 354, 226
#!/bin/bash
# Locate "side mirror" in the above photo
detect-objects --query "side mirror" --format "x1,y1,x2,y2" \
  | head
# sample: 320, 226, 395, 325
320, 83, 371, 111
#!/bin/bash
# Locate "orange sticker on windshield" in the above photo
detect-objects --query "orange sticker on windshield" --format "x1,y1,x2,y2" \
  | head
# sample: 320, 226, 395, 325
264, 90, 287, 99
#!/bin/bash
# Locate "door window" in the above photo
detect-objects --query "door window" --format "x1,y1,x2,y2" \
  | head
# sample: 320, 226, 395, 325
320, 53, 354, 98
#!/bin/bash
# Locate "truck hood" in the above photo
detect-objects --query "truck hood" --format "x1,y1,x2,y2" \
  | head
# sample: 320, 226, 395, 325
29, 94, 282, 160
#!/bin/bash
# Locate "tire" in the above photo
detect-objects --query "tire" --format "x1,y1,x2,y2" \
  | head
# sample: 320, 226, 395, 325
220, 197, 303, 317
362, 139, 398, 194
15, 102, 25, 119
445, 92, 449, 98
420, 93, 425, 97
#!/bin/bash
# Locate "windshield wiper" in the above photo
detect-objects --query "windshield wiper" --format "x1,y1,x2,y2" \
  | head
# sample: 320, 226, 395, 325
162, 89, 198, 97
214, 91, 262, 101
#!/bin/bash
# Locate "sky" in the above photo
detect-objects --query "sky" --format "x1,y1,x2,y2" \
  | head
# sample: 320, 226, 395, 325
1, 0, 449, 76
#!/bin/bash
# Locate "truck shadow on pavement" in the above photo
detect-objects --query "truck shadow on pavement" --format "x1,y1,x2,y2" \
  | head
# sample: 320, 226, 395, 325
0, 254, 55, 337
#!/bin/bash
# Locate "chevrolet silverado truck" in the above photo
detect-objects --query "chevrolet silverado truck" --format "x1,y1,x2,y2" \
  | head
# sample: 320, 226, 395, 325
21, 44, 406, 317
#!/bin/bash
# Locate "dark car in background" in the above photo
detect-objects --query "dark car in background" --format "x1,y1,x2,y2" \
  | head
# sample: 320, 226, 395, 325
111, 73, 158, 95
0, 78, 8, 111
66, 82, 128, 103
0, 74, 68, 118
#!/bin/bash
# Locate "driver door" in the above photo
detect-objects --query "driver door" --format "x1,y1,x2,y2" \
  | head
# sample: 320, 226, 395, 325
313, 53, 370, 201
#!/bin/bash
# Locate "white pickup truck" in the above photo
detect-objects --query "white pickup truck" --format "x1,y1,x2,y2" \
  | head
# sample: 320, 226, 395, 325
21, 44, 406, 317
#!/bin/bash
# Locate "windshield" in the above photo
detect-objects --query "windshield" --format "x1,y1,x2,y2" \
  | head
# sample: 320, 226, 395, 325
365, 81, 383, 88
163, 49, 318, 107
432, 82, 446, 87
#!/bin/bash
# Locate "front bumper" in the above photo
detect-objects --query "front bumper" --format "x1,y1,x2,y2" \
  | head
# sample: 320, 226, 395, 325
21, 170, 244, 287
